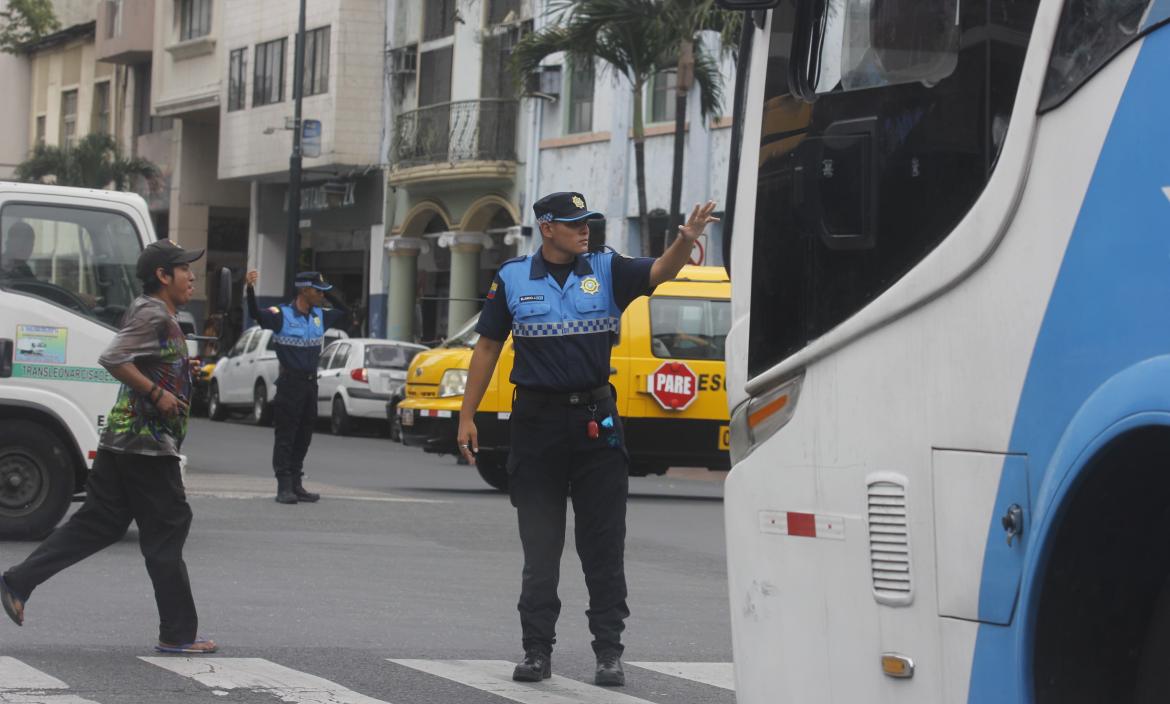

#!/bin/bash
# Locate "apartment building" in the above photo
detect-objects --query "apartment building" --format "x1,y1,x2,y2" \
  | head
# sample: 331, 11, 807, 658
528, 8, 734, 263
383, 0, 534, 342
141, 0, 249, 325
220, 0, 385, 336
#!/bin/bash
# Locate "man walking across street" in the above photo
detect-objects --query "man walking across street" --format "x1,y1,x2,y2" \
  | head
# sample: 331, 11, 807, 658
457, 192, 719, 686
0, 240, 217, 654
246, 269, 348, 504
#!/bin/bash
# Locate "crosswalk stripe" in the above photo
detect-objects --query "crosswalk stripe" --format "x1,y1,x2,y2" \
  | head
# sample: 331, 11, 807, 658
626, 662, 734, 691
0, 656, 103, 704
141, 657, 393, 704
389, 659, 660, 704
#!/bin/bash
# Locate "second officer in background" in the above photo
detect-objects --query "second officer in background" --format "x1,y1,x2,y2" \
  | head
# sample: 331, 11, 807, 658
246, 269, 348, 504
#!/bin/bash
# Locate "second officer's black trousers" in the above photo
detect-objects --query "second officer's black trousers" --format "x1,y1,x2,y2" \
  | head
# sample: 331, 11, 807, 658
507, 391, 630, 657
272, 374, 317, 480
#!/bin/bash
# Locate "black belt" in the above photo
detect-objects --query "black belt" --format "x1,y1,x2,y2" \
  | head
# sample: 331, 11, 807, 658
279, 369, 317, 381
515, 385, 611, 406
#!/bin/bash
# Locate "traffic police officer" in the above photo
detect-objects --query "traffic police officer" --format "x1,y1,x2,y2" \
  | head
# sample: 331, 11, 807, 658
246, 269, 349, 504
458, 192, 719, 686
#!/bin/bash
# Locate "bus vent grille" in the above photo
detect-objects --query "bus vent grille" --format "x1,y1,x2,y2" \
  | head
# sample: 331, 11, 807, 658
867, 479, 913, 606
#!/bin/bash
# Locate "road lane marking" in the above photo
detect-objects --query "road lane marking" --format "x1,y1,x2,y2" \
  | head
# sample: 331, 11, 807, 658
0, 656, 103, 704
389, 659, 659, 703
626, 662, 734, 691
141, 657, 393, 704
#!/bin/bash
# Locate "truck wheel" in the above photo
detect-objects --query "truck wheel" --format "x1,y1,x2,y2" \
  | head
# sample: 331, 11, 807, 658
253, 381, 273, 426
331, 396, 352, 436
0, 421, 75, 540
475, 452, 509, 491
208, 381, 227, 421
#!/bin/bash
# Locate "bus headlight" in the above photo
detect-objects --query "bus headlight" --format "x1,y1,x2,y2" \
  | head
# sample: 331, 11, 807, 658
729, 373, 802, 465
438, 369, 468, 398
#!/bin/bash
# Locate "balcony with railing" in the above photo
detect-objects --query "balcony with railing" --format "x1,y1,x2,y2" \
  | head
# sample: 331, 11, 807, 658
389, 99, 519, 186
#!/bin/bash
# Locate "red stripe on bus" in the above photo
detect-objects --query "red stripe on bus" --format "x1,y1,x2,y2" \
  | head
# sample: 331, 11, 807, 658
787, 512, 816, 538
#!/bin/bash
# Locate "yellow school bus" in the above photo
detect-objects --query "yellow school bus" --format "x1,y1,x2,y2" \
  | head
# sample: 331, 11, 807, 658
398, 265, 731, 489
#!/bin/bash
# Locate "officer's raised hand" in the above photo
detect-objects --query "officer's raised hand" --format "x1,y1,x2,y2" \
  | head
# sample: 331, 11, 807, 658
650, 200, 721, 287
678, 201, 720, 243
246, 270, 258, 287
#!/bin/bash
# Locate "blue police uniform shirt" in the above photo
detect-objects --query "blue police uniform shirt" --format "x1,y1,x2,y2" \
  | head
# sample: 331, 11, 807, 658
253, 300, 348, 373
476, 248, 656, 391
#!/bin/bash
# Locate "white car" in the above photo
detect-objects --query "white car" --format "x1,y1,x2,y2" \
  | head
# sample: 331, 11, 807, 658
207, 325, 348, 424
317, 338, 427, 435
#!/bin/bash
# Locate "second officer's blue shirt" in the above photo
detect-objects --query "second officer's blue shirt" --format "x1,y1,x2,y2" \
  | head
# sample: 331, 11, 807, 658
476, 248, 656, 391
251, 299, 348, 373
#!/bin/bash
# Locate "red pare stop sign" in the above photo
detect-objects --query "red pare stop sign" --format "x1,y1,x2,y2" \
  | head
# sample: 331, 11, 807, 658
648, 361, 699, 411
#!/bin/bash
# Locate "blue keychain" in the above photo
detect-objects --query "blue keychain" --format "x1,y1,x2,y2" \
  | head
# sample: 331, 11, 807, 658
601, 416, 614, 429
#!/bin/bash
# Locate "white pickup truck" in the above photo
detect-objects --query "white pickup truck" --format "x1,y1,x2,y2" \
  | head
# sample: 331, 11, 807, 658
0, 183, 162, 539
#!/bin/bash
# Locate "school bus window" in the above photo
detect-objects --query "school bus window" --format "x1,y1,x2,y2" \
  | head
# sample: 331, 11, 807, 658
649, 297, 730, 360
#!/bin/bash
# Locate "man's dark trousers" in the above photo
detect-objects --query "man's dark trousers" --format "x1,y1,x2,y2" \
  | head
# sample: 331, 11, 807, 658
2, 450, 197, 644
507, 390, 630, 656
272, 373, 317, 481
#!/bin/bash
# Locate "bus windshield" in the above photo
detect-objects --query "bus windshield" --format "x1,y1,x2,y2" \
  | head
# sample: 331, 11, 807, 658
746, 0, 1038, 377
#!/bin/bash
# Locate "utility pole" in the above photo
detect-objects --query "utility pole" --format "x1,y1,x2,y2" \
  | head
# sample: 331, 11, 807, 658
284, 0, 308, 300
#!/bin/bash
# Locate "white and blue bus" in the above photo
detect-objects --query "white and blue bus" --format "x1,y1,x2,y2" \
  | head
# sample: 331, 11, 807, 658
718, 0, 1170, 701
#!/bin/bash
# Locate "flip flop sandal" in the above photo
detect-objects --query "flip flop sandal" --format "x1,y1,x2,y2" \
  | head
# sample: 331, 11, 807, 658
155, 638, 218, 654
0, 576, 24, 627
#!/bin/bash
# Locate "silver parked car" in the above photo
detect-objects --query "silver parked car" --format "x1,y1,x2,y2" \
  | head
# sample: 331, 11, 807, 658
208, 325, 348, 424
317, 338, 427, 435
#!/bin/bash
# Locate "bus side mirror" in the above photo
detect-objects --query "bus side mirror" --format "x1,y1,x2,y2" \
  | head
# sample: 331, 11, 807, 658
215, 267, 232, 315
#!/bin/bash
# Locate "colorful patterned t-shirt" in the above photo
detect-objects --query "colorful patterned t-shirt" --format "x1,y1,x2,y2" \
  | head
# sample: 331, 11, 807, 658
98, 295, 191, 457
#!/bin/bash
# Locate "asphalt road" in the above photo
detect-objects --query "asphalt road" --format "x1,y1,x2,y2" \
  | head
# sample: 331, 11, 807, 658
0, 416, 734, 704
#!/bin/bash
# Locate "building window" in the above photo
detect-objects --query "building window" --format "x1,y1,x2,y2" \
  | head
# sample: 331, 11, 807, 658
35, 115, 45, 146
423, 0, 456, 41
106, 0, 123, 38
488, 0, 519, 25
418, 47, 453, 106
60, 90, 78, 148
228, 48, 246, 111
92, 82, 111, 134
567, 58, 594, 134
253, 37, 287, 107
178, 0, 211, 41
134, 65, 173, 136
650, 69, 678, 123
302, 26, 330, 96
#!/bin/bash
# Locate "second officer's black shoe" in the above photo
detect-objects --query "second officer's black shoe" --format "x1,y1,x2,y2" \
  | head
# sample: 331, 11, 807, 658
594, 651, 625, 687
275, 478, 298, 504
512, 650, 551, 682
292, 477, 320, 503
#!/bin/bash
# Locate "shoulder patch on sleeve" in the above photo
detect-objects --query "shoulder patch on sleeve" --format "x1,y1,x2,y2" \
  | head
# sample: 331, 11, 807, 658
267, 306, 280, 314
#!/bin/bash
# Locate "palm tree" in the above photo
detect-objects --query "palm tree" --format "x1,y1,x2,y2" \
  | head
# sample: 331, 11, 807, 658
15, 133, 161, 193
661, 0, 740, 250
512, 0, 729, 257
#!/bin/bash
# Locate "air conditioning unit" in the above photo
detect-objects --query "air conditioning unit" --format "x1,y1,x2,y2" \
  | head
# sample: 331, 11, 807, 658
388, 45, 418, 75
524, 65, 562, 99
504, 19, 533, 49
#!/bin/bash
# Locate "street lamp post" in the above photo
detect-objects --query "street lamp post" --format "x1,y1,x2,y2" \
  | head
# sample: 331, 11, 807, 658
284, 0, 308, 301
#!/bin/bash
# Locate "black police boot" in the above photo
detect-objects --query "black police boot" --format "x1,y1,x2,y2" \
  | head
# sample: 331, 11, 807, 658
511, 649, 551, 682
594, 651, 625, 687
275, 478, 298, 504
292, 476, 320, 503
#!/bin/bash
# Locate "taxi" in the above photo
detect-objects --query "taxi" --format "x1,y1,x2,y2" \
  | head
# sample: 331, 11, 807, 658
398, 265, 731, 489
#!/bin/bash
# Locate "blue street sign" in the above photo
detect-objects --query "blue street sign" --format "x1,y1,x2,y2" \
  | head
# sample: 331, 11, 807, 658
302, 119, 322, 158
